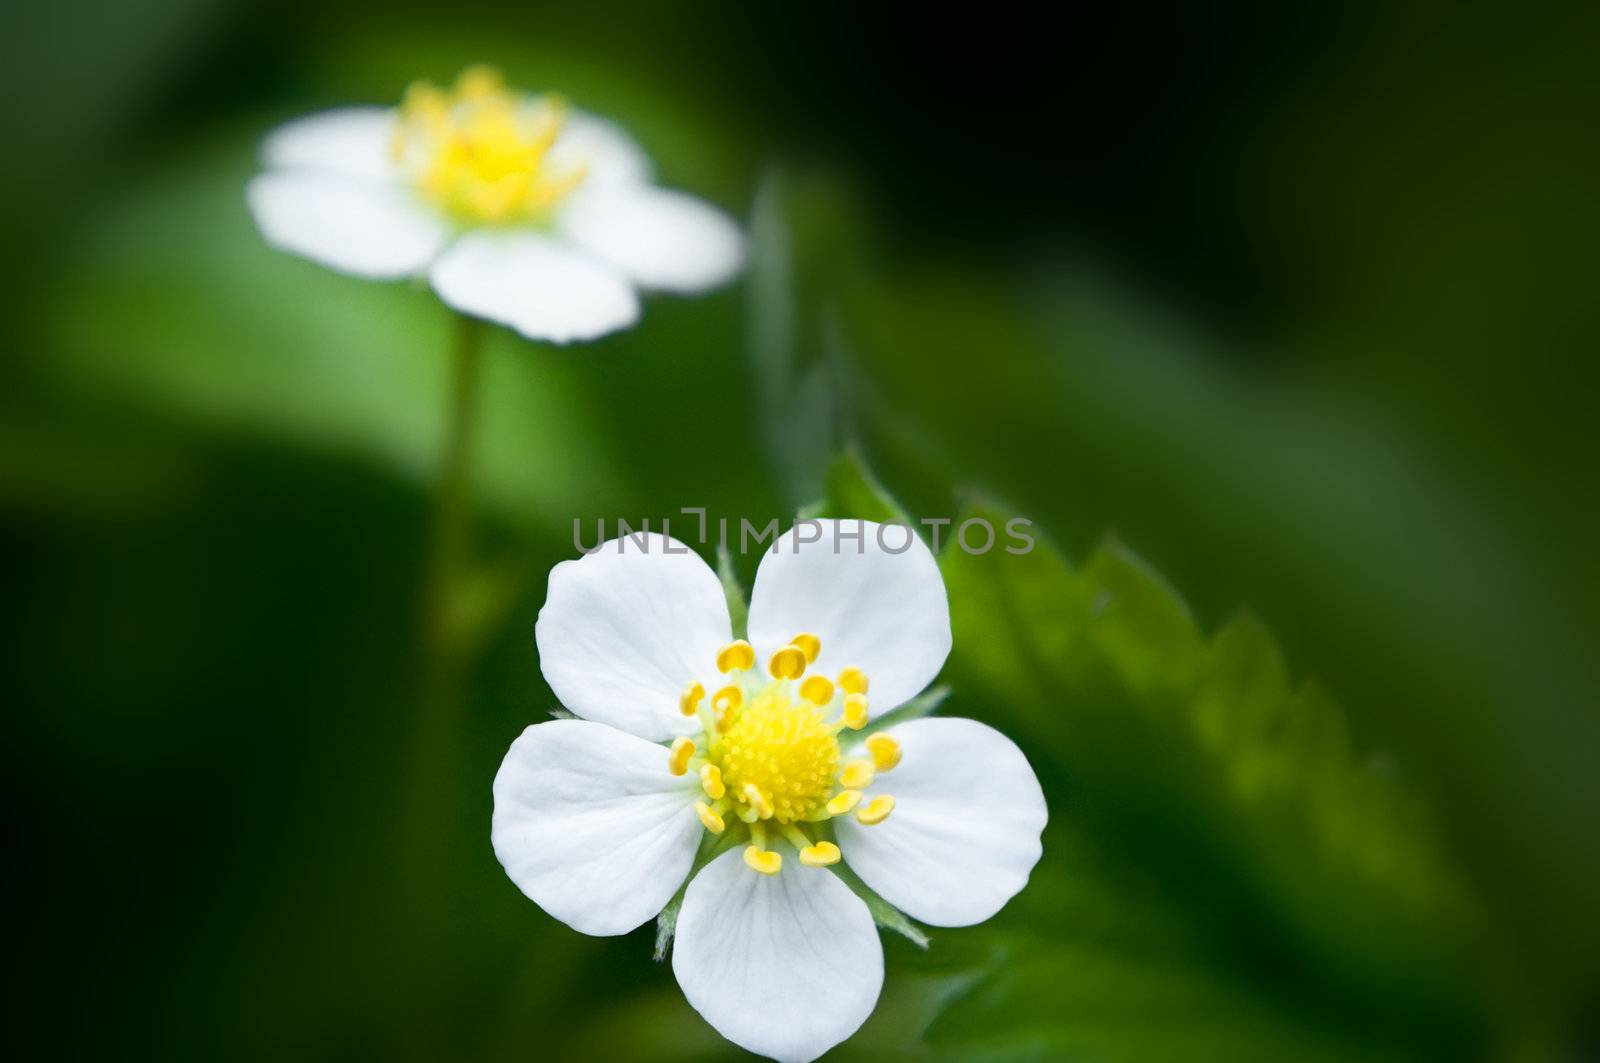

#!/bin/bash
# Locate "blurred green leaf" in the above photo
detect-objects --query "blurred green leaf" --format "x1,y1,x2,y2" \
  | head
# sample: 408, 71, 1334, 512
840, 264, 1600, 999
808, 445, 915, 527
924, 505, 1508, 1061
41, 136, 615, 527
747, 173, 834, 508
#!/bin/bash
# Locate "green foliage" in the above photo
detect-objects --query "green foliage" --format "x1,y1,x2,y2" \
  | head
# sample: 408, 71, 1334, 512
806, 452, 1508, 1057
927, 507, 1505, 1061
19, 21, 1598, 1061
810, 446, 915, 526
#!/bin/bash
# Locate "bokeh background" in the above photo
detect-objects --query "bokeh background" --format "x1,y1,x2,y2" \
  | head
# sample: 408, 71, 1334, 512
7, 1, 1600, 1060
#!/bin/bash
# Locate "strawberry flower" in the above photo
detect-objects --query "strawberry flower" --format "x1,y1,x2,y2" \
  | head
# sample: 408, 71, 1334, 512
493, 521, 1047, 1061
247, 65, 742, 342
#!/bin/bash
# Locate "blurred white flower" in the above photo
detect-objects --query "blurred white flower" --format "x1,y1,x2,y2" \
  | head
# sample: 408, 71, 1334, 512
247, 66, 743, 343
492, 521, 1048, 1063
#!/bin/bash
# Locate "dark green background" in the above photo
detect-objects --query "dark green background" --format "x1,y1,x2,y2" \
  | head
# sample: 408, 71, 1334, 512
6, 2, 1599, 1059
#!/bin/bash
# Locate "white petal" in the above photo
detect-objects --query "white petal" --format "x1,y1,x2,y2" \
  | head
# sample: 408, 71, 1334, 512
558, 184, 744, 294
491, 719, 701, 936
547, 110, 653, 186
747, 520, 951, 717
535, 534, 731, 741
261, 106, 399, 183
246, 171, 448, 279
673, 848, 882, 1063
428, 231, 639, 343
835, 718, 1046, 927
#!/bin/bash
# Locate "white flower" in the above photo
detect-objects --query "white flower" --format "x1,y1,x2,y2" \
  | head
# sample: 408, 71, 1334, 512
246, 65, 743, 343
492, 521, 1048, 1062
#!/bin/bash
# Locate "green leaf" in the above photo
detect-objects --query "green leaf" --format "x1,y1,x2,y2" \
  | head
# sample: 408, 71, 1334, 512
1080, 537, 1204, 697
816, 445, 913, 526
931, 504, 1505, 1061
747, 171, 836, 507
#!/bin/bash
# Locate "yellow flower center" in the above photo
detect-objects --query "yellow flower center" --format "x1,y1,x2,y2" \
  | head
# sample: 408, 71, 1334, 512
391, 65, 588, 225
669, 633, 904, 874
719, 688, 840, 823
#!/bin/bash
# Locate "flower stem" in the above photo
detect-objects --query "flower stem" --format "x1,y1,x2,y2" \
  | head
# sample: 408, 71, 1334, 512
422, 311, 486, 663
399, 312, 485, 925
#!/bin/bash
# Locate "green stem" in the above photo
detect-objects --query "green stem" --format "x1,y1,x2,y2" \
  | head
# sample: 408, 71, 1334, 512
399, 313, 484, 923
422, 312, 486, 665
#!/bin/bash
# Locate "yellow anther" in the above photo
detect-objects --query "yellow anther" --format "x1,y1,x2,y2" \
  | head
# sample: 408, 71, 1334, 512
838, 666, 869, 695
855, 794, 896, 826
397, 83, 449, 141
789, 633, 822, 664
826, 789, 863, 815
866, 733, 902, 772
717, 640, 756, 673
699, 763, 726, 800
392, 68, 586, 224
712, 684, 743, 714
743, 783, 775, 820
695, 800, 725, 834
668, 736, 695, 776
679, 680, 705, 717
769, 645, 807, 680
800, 842, 841, 867
799, 675, 835, 706
743, 846, 783, 875
713, 678, 841, 822
454, 64, 505, 100
843, 693, 869, 730
839, 758, 875, 790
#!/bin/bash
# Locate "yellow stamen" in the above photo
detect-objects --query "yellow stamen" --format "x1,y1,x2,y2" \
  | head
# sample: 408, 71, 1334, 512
843, 693, 869, 730
789, 632, 821, 664
455, 64, 505, 100
393, 68, 587, 225
679, 680, 705, 717
699, 762, 725, 800
718, 688, 839, 822
717, 640, 756, 673
856, 794, 896, 825
838, 666, 869, 695
695, 800, 725, 834
712, 684, 743, 714
839, 758, 875, 790
769, 645, 806, 680
826, 789, 863, 816
866, 733, 902, 771
743, 846, 782, 875
668, 736, 695, 776
800, 841, 841, 867
799, 675, 835, 706
742, 782, 775, 820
